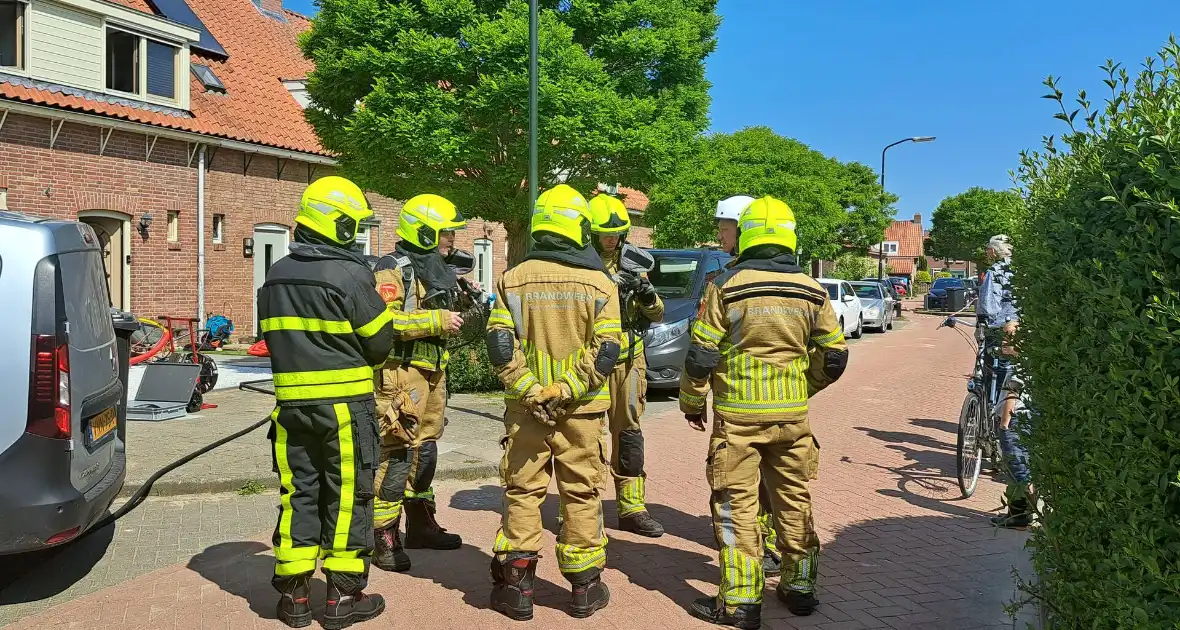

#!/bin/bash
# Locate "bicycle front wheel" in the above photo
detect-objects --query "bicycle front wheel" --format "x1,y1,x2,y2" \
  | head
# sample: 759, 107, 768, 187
956, 390, 985, 498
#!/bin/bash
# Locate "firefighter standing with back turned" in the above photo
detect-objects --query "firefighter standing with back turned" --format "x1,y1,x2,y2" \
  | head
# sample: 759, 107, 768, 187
682, 196, 848, 628
260, 176, 397, 630
587, 193, 666, 537
369, 194, 468, 574
710, 194, 784, 578
486, 184, 622, 621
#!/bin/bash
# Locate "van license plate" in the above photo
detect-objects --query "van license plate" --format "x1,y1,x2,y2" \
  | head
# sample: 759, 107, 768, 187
87, 407, 117, 447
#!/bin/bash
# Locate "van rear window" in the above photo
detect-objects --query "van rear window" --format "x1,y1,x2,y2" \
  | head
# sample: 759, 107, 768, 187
59, 250, 114, 346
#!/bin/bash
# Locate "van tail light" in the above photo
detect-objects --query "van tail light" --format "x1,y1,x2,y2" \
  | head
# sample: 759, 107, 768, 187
27, 334, 71, 440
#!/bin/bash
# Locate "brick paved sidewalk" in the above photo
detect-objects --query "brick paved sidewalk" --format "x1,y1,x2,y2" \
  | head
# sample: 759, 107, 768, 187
7, 314, 1035, 630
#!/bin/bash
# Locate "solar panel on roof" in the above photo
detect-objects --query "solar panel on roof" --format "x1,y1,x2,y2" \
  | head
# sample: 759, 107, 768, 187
147, 0, 227, 58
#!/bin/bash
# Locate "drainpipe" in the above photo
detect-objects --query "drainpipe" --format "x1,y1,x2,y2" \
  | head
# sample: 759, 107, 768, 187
197, 144, 207, 328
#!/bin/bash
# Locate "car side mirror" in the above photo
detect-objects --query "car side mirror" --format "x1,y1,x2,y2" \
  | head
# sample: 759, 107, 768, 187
842, 294, 854, 303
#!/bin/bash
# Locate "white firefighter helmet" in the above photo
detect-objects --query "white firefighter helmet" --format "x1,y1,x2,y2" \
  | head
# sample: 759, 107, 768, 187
715, 195, 756, 222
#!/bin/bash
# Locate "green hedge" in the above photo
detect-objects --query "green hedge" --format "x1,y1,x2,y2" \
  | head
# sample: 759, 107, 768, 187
1014, 42, 1180, 627
446, 342, 503, 393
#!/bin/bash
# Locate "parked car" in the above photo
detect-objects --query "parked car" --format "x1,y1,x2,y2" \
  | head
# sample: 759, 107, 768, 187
641, 248, 734, 389
850, 281, 894, 332
0, 212, 130, 554
863, 276, 908, 298
926, 276, 965, 310
817, 279, 864, 340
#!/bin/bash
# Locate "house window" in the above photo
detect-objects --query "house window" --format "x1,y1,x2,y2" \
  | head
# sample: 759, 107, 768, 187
0, 0, 25, 70
212, 213, 224, 244
474, 238, 493, 290
167, 210, 179, 242
882, 241, 900, 255
355, 222, 373, 255
106, 27, 179, 101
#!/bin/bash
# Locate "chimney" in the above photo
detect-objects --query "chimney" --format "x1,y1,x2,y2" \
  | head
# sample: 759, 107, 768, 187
254, 0, 285, 18
912, 213, 922, 225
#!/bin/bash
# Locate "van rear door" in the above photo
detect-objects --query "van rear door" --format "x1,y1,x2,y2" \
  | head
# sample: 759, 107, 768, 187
54, 224, 122, 494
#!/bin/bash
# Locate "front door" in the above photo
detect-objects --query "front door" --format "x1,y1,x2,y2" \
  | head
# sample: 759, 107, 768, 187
79, 213, 130, 310
253, 224, 290, 338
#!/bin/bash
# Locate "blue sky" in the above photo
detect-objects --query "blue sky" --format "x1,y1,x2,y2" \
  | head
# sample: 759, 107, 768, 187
284, 0, 1180, 224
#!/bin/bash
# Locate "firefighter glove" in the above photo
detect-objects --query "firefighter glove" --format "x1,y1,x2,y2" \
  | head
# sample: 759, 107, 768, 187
521, 385, 556, 427
537, 383, 573, 419
635, 276, 658, 306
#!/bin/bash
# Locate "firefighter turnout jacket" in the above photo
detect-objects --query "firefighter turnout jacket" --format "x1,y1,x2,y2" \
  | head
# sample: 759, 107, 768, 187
372, 254, 455, 372
487, 259, 623, 415
259, 242, 400, 404
679, 263, 849, 422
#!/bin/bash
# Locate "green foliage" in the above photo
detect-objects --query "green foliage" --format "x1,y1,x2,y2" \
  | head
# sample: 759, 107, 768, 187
300, 0, 719, 262
447, 343, 502, 393
925, 187, 1026, 268
914, 269, 932, 284
934, 271, 952, 279
917, 255, 929, 271
830, 254, 874, 281
644, 127, 897, 260
1014, 40, 1180, 628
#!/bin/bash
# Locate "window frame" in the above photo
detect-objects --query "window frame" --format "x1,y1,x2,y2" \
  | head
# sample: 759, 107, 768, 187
211, 213, 224, 244
166, 210, 179, 243
0, 0, 28, 73
881, 241, 900, 255
103, 24, 181, 105
474, 238, 493, 290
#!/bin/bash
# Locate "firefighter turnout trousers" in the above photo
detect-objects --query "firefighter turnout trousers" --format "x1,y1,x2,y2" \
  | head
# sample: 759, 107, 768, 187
706, 418, 821, 609
608, 358, 648, 516
270, 399, 379, 583
494, 407, 609, 583
757, 483, 777, 555
373, 364, 446, 528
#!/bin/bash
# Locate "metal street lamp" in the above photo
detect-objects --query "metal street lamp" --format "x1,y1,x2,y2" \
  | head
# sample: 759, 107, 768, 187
877, 136, 936, 281
525, 0, 539, 255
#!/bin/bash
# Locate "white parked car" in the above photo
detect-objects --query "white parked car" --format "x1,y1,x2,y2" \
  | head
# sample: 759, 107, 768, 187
817, 279, 864, 339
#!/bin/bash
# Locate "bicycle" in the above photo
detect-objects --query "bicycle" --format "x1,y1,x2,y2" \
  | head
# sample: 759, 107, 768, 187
939, 303, 1007, 498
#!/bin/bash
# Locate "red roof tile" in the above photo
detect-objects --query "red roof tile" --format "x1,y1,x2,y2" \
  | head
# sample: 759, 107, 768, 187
619, 186, 649, 212
884, 219, 923, 258
0, 0, 327, 155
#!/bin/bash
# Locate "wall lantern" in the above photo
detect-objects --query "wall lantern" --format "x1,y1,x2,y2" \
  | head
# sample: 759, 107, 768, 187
138, 212, 153, 237
243, 237, 255, 258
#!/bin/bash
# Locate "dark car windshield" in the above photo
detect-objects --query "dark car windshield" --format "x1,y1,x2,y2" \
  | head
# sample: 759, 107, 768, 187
854, 284, 882, 299
648, 255, 701, 298
932, 277, 963, 289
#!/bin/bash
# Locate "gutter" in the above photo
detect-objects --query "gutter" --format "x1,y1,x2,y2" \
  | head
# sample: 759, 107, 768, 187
197, 145, 206, 329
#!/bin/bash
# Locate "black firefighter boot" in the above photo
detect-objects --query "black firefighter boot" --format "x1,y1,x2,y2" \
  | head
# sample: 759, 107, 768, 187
690, 597, 762, 629
567, 567, 610, 619
323, 571, 386, 630
618, 510, 665, 538
776, 585, 820, 616
373, 518, 411, 572
404, 498, 462, 550
273, 574, 312, 628
490, 553, 538, 621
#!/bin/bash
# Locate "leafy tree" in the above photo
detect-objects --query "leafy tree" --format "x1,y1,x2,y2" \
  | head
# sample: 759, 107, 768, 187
914, 269, 932, 284
924, 187, 1025, 268
300, 0, 719, 262
643, 127, 896, 261
830, 254, 874, 281
917, 255, 929, 271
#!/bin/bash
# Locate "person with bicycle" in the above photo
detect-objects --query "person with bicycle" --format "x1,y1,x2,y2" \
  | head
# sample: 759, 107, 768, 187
978, 234, 1031, 528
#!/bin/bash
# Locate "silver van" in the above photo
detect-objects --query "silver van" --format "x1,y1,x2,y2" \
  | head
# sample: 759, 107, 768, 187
0, 212, 127, 554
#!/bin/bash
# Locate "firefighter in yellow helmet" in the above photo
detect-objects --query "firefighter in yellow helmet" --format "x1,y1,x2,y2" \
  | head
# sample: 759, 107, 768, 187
368, 194, 468, 573
681, 196, 848, 627
260, 176, 399, 628
587, 193, 665, 537
709, 195, 784, 578
486, 184, 621, 620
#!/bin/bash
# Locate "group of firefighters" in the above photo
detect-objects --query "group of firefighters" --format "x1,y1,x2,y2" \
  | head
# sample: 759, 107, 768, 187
258, 175, 848, 630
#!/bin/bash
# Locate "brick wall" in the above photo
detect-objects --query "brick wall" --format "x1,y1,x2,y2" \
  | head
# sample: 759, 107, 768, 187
0, 110, 522, 341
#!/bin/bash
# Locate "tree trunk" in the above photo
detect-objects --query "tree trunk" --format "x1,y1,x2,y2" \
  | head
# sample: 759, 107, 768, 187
505, 217, 530, 268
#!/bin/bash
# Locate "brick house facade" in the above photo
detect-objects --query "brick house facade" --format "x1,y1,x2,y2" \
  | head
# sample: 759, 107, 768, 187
0, 0, 649, 341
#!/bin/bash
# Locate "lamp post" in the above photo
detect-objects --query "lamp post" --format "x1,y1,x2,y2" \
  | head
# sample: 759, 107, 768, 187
877, 136, 935, 281
525, 0, 539, 256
